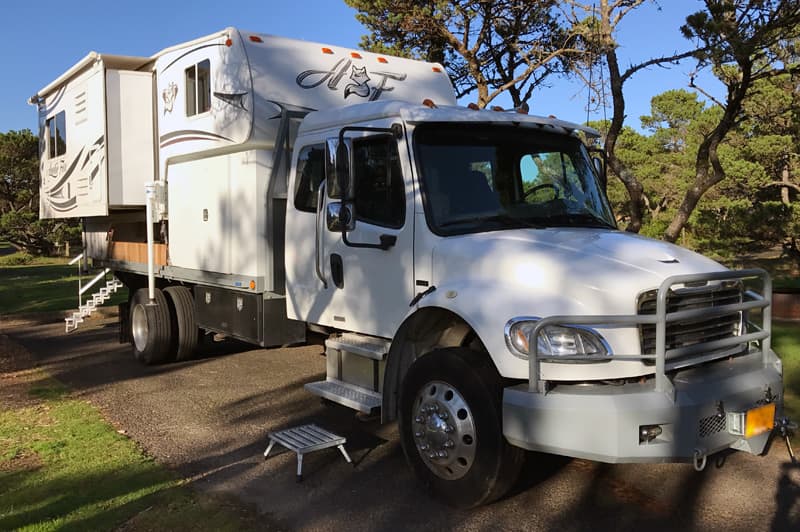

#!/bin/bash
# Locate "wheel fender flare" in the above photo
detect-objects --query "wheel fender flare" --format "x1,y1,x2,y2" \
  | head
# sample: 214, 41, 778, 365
382, 302, 484, 423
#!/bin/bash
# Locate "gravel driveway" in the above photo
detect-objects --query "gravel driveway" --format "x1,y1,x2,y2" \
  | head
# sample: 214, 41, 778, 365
3, 315, 799, 531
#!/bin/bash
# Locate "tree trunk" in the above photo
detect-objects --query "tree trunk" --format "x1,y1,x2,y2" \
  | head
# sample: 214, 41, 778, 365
781, 160, 790, 205
604, 48, 644, 233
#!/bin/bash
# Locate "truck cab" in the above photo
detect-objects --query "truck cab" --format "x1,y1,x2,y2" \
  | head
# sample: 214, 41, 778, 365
286, 100, 783, 507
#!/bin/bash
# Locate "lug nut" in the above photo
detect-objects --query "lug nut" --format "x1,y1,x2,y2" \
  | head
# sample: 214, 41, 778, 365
439, 411, 449, 420
428, 453, 438, 460
415, 416, 425, 424
415, 431, 423, 438
437, 450, 448, 458
419, 443, 429, 451
445, 424, 454, 433
444, 439, 454, 448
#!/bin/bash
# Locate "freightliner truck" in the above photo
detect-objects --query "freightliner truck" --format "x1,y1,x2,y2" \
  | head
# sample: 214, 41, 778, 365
30, 27, 788, 507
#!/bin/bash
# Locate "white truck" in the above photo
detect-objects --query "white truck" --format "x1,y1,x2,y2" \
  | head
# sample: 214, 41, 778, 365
30, 27, 787, 507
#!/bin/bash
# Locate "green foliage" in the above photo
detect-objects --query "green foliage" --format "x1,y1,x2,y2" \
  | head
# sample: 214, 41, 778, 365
0, 129, 80, 255
0, 251, 33, 266
344, 0, 574, 107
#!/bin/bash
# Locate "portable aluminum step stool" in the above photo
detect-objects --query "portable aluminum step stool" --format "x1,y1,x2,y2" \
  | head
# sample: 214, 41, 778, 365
263, 424, 352, 481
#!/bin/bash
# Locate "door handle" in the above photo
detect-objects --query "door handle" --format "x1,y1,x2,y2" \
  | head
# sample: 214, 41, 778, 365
315, 180, 328, 289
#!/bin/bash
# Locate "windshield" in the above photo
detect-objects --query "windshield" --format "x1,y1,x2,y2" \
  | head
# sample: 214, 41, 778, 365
414, 124, 616, 235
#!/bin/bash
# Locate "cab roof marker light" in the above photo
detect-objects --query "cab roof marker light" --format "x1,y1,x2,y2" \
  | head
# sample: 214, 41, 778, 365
351, 52, 362, 59
516, 103, 529, 115
467, 103, 480, 110
491, 105, 504, 112
432, 66, 442, 72
322, 47, 334, 54
377, 57, 388, 63
249, 35, 263, 43
422, 99, 437, 108
225, 38, 233, 47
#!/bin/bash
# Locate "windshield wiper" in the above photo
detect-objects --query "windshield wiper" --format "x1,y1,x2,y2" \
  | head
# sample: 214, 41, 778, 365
439, 213, 546, 229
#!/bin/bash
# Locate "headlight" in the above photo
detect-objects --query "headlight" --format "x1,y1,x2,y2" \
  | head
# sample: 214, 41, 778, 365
504, 317, 610, 360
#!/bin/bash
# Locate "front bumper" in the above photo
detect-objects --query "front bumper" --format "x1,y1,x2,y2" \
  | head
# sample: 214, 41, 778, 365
502, 350, 783, 463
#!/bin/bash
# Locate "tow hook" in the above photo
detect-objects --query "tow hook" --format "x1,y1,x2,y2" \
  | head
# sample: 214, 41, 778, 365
693, 448, 707, 472
777, 417, 797, 464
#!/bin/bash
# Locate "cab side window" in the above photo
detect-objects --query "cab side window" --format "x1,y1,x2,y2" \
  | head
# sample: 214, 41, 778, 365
352, 137, 405, 228
293, 144, 325, 213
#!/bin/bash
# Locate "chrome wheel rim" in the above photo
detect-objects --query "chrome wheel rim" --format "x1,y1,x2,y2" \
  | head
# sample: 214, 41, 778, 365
412, 380, 476, 480
131, 303, 148, 352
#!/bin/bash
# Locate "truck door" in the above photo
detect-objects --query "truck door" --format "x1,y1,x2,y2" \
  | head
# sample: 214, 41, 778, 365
319, 132, 414, 338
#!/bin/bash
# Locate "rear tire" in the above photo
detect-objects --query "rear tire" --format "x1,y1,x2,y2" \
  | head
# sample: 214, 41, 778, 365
130, 288, 172, 365
399, 347, 524, 508
164, 286, 198, 361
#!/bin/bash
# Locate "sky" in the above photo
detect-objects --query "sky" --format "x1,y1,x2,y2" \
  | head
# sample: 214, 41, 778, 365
0, 0, 720, 134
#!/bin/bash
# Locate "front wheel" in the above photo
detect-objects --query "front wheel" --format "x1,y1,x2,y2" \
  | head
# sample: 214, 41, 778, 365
399, 348, 524, 507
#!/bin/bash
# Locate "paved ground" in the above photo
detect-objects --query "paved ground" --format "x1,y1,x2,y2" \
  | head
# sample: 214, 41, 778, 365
2, 315, 799, 531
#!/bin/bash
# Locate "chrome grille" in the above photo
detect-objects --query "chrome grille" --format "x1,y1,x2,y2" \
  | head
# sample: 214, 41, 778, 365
638, 283, 743, 359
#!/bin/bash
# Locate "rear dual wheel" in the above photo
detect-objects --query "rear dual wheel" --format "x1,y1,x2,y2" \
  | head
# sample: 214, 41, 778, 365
164, 286, 198, 362
130, 286, 198, 364
130, 288, 171, 365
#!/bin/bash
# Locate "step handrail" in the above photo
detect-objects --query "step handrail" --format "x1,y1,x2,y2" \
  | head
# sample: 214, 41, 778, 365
79, 268, 112, 296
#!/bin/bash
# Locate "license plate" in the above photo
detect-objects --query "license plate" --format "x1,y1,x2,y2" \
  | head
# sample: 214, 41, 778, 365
745, 403, 776, 438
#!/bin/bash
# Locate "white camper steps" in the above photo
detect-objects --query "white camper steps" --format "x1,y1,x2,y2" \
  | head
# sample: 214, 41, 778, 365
263, 423, 352, 482
65, 274, 124, 333
304, 333, 390, 413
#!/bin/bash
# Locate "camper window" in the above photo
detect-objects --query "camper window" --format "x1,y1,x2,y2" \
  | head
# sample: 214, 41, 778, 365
294, 143, 325, 213
47, 111, 66, 158
185, 59, 211, 116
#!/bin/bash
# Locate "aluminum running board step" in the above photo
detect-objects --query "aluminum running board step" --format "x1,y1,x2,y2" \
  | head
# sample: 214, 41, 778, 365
305, 379, 382, 414
305, 333, 390, 413
325, 332, 391, 361
65, 277, 124, 333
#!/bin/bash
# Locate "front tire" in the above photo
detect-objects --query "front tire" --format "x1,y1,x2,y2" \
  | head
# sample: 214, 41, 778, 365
130, 287, 172, 365
399, 347, 524, 507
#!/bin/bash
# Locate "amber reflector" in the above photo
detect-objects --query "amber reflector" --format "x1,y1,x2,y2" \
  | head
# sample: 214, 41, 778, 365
225, 38, 233, 47
249, 280, 256, 290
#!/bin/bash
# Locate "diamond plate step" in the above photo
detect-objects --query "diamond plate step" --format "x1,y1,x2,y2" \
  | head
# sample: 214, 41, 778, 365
325, 333, 390, 361
304, 379, 382, 413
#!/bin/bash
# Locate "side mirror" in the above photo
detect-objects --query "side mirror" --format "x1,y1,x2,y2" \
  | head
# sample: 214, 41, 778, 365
325, 138, 354, 202
326, 201, 356, 232
589, 148, 607, 191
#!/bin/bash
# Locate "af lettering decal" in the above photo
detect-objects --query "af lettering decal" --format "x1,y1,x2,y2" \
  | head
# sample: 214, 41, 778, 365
296, 58, 407, 101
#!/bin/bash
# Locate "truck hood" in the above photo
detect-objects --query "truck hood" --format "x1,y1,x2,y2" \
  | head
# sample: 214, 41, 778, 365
430, 228, 725, 316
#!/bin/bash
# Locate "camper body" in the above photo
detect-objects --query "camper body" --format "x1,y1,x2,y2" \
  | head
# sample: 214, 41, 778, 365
32, 28, 785, 507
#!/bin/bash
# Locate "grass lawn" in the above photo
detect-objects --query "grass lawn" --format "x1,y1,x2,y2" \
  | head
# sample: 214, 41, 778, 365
0, 257, 127, 314
0, 375, 258, 531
